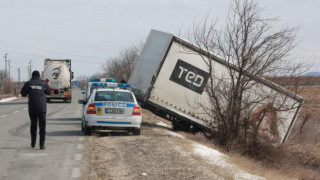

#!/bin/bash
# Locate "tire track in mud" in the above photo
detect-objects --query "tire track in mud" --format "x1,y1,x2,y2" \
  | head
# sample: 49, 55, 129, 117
8, 122, 30, 139
46, 103, 67, 117
8, 121, 77, 143
8, 104, 64, 139
8, 103, 80, 143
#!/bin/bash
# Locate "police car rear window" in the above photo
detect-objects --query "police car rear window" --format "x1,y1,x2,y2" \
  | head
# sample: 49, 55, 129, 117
90, 86, 106, 96
94, 91, 134, 102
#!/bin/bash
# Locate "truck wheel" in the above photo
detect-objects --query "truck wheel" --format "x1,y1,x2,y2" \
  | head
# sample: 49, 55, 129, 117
194, 131, 205, 137
133, 128, 141, 135
193, 128, 206, 139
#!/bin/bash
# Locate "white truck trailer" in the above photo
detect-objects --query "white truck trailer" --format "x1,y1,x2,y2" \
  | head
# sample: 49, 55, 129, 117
43, 59, 73, 103
128, 30, 304, 144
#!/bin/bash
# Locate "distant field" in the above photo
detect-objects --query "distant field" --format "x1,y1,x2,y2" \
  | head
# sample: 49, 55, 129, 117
268, 76, 320, 86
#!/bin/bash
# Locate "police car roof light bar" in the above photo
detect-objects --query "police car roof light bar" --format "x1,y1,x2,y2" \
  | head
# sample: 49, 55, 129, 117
91, 82, 131, 89
117, 83, 131, 88
90, 78, 116, 82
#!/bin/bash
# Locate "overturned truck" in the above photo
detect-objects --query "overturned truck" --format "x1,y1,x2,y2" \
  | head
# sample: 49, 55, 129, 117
129, 29, 303, 144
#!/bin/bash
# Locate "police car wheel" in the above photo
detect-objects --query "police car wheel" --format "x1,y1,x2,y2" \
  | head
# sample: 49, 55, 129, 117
81, 121, 84, 132
133, 128, 141, 135
84, 125, 92, 135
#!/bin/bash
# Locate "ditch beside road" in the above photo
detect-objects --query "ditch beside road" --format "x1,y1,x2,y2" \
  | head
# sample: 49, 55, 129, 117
82, 109, 265, 180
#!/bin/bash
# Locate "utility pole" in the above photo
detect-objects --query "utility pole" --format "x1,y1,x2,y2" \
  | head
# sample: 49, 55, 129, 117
27, 66, 29, 80
28, 60, 32, 79
4, 53, 8, 78
18, 68, 21, 83
8, 60, 11, 78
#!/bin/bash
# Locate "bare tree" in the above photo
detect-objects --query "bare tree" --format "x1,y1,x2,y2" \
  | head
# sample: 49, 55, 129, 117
187, 0, 304, 150
103, 42, 143, 82
0, 70, 14, 94
0, 70, 5, 94
76, 75, 89, 87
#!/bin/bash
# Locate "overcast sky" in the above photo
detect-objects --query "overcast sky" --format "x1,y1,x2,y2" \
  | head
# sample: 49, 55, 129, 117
0, 0, 319, 81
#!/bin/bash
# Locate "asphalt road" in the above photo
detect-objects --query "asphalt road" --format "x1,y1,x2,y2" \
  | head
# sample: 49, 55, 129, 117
0, 89, 84, 180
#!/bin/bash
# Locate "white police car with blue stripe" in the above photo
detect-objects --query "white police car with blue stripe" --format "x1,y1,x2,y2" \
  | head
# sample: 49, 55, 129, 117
78, 82, 142, 135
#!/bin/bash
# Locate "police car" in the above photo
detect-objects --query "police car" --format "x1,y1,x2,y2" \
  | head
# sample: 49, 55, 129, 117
78, 82, 142, 135
82, 78, 116, 102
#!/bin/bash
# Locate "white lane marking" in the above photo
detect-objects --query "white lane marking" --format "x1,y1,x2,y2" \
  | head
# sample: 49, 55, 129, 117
78, 137, 84, 141
77, 144, 83, 150
23, 108, 28, 110
75, 154, 82, 161
71, 167, 80, 178
19, 153, 47, 157
14, 111, 19, 113
1, 115, 7, 118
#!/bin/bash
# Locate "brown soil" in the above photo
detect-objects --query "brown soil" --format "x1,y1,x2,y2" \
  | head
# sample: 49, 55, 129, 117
81, 109, 229, 180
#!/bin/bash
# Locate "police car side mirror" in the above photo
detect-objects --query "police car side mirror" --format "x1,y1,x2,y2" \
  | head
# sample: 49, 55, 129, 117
78, 100, 86, 105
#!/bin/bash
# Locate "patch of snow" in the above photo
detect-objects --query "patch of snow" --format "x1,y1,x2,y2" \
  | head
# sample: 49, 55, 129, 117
167, 131, 185, 139
157, 126, 265, 179
173, 145, 191, 156
156, 121, 172, 128
153, 128, 184, 139
193, 143, 230, 168
172, 142, 222, 179
0, 97, 17, 103
234, 170, 266, 180
193, 143, 265, 180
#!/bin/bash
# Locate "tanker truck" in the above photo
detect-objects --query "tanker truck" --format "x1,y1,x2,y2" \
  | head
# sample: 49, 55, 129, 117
43, 59, 73, 103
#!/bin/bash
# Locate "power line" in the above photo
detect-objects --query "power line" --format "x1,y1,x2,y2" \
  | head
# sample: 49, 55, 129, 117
0, 48, 104, 65
0, 42, 107, 59
0, 28, 119, 49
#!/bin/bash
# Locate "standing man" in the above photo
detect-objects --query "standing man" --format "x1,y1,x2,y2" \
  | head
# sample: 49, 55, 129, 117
21, 70, 51, 150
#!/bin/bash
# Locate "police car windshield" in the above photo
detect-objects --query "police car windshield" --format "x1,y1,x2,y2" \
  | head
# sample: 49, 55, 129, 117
94, 91, 134, 102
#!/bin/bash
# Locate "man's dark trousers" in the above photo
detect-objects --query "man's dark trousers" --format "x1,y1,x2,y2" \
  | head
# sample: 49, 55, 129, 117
29, 111, 46, 147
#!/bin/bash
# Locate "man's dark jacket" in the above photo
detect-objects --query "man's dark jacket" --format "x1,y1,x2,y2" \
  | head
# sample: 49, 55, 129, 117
21, 77, 51, 113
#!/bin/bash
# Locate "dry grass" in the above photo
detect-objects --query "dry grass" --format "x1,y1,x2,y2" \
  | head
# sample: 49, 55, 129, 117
229, 85, 320, 180
161, 85, 320, 179
297, 86, 320, 119
176, 130, 320, 180
81, 85, 320, 180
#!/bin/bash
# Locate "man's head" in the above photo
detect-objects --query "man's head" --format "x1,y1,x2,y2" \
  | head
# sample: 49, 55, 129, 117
32, 70, 40, 78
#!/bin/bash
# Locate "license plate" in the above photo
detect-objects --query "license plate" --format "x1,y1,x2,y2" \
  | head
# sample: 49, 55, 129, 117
105, 108, 124, 114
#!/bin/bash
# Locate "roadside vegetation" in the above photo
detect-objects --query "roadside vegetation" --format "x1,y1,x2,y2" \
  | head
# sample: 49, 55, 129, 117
186, 0, 308, 151
80, 0, 320, 179
180, 0, 319, 178
0, 69, 19, 98
83, 92, 320, 179
77, 42, 144, 84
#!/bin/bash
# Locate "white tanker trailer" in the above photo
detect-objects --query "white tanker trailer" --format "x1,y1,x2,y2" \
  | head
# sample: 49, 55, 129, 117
43, 59, 73, 103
